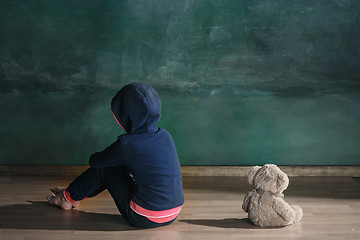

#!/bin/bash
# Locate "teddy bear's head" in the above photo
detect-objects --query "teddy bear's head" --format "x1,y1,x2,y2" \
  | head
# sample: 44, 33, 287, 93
247, 164, 289, 194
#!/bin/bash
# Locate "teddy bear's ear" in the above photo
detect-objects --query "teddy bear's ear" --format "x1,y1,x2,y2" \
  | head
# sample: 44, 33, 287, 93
248, 166, 261, 186
276, 171, 289, 193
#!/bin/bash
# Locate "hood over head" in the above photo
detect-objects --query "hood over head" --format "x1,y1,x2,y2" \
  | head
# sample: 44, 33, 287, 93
111, 82, 161, 133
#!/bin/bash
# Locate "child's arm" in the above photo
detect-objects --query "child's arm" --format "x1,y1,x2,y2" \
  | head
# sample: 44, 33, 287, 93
89, 138, 125, 168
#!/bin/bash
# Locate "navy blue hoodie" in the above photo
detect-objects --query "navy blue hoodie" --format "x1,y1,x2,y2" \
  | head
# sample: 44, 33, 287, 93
89, 82, 184, 212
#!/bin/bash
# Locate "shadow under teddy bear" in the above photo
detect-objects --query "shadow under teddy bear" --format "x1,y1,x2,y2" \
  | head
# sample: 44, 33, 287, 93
0, 201, 135, 231
180, 218, 265, 229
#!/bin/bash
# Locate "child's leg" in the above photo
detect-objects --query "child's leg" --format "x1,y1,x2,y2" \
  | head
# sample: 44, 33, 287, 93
48, 166, 169, 228
102, 167, 175, 228
101, 167, 133, 223
66, 167, 108, 201
66, 167, 142, 225
48, 167, 133, 211
47, 167, 108, 210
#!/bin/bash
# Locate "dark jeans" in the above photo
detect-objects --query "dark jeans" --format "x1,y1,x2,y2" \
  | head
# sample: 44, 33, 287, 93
67, 167, 174, 228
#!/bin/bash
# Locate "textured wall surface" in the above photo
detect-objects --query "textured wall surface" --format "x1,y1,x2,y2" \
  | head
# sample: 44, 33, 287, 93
1, 0, 359, 165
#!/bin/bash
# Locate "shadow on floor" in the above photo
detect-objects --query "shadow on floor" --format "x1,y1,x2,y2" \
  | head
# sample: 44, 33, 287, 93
0, 201, 136, 231
352, 177, 360, 183
180, 218, 276, 229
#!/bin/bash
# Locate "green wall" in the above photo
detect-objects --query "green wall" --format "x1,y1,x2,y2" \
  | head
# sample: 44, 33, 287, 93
1, 0, 359, 165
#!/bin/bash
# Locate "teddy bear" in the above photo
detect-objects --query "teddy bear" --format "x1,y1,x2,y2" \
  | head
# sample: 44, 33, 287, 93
242, 164, 303, 227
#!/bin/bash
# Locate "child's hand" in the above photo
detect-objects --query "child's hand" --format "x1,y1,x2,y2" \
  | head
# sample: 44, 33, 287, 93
47, 187, 79, 210
50, 187, 66, 195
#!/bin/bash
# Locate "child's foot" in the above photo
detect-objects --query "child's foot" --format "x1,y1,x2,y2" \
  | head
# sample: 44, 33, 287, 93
47, 187, 80, 210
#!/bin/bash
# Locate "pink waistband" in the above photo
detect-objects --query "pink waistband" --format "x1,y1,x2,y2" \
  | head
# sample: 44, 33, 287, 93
130, 199, 182, 223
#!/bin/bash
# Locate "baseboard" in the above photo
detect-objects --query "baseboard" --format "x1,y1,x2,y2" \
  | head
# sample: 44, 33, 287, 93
1, 165, 360, 177
181, 166, 360, 177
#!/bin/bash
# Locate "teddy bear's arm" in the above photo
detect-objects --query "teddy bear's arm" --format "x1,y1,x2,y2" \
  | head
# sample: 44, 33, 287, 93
242, 189, 256, 212
272, 197, 296, 222
242, 194, 250, 212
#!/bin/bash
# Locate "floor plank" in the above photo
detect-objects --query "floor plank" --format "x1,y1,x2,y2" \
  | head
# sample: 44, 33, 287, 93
0, 176, 359, 240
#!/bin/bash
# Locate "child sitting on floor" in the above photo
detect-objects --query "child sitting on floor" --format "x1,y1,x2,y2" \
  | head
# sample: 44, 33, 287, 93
47, 82, 184, 229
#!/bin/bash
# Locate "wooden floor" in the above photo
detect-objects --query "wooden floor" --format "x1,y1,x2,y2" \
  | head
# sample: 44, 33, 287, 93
0, 176, 359, 240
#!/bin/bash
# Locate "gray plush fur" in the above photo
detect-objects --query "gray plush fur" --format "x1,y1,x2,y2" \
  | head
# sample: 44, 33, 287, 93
242, 164, 303, 227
